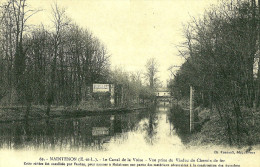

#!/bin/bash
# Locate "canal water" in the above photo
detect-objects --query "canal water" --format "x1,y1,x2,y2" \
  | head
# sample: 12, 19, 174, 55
0, 102, 190, 151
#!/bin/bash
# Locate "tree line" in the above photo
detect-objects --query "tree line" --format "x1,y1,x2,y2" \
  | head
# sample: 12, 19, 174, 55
0, 0, 158, 116
169, 0, 260, 146
109, 66, 157, 107
0, 0, 110, 115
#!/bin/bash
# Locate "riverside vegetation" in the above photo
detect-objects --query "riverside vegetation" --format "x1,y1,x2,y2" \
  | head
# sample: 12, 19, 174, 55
0, 0, 157, 121
168, 1, 260, 147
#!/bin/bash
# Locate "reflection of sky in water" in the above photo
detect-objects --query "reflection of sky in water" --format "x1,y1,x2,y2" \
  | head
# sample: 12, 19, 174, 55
107, 108, 185, 153
0, 105, 188, 152
1, 105, 260, 167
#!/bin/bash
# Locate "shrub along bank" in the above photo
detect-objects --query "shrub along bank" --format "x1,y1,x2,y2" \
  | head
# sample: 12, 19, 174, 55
189, 106, 260, 147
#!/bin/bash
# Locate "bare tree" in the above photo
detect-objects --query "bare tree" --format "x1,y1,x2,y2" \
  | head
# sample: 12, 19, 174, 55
0, 0, 40, 117
145, 58, 159, 89
46, 3, 70, 116
170, 0, 260, 146
0, 1, 111, 117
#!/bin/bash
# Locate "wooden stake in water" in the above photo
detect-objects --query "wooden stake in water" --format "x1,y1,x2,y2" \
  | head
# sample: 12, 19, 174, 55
190, 86, 194, 132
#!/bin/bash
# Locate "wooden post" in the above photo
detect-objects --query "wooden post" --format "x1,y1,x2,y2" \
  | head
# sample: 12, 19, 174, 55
110, 84, 115, 106
190, 85, 194, 132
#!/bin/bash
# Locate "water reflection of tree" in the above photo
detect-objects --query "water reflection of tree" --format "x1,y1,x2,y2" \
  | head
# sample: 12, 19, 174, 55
142, 107, 159, 145
13, 125, 23, 149
13, 119, 32, 149
0, 110, 149, 150
168, 105, 190, 144
45, 118, 55, 150
24, 119, 32, 143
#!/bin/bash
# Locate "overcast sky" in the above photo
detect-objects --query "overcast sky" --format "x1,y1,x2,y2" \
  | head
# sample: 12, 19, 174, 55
27, 0, 219, 86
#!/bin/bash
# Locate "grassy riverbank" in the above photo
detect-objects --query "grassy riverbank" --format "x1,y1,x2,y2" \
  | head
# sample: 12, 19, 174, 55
189, 107, 260, 147
170, 100, 260, 148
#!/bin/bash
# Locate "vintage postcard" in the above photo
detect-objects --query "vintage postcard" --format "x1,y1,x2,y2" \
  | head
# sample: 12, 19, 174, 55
0, 0, 259, 167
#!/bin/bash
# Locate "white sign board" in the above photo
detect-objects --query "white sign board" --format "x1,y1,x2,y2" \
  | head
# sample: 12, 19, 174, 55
92, 127, 109, 136
93, 84, 110, 92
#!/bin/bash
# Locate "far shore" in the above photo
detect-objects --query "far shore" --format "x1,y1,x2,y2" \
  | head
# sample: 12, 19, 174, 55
0, 105, 148, 123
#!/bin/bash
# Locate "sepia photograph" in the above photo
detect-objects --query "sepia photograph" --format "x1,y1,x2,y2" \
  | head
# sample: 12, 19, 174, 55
0, 0, 259, 167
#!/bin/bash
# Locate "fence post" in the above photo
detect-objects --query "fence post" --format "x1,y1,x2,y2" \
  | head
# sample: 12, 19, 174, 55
190, 85, 194, 132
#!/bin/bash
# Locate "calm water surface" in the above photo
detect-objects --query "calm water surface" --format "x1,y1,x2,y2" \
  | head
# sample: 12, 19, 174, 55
0, 103, 190, 151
